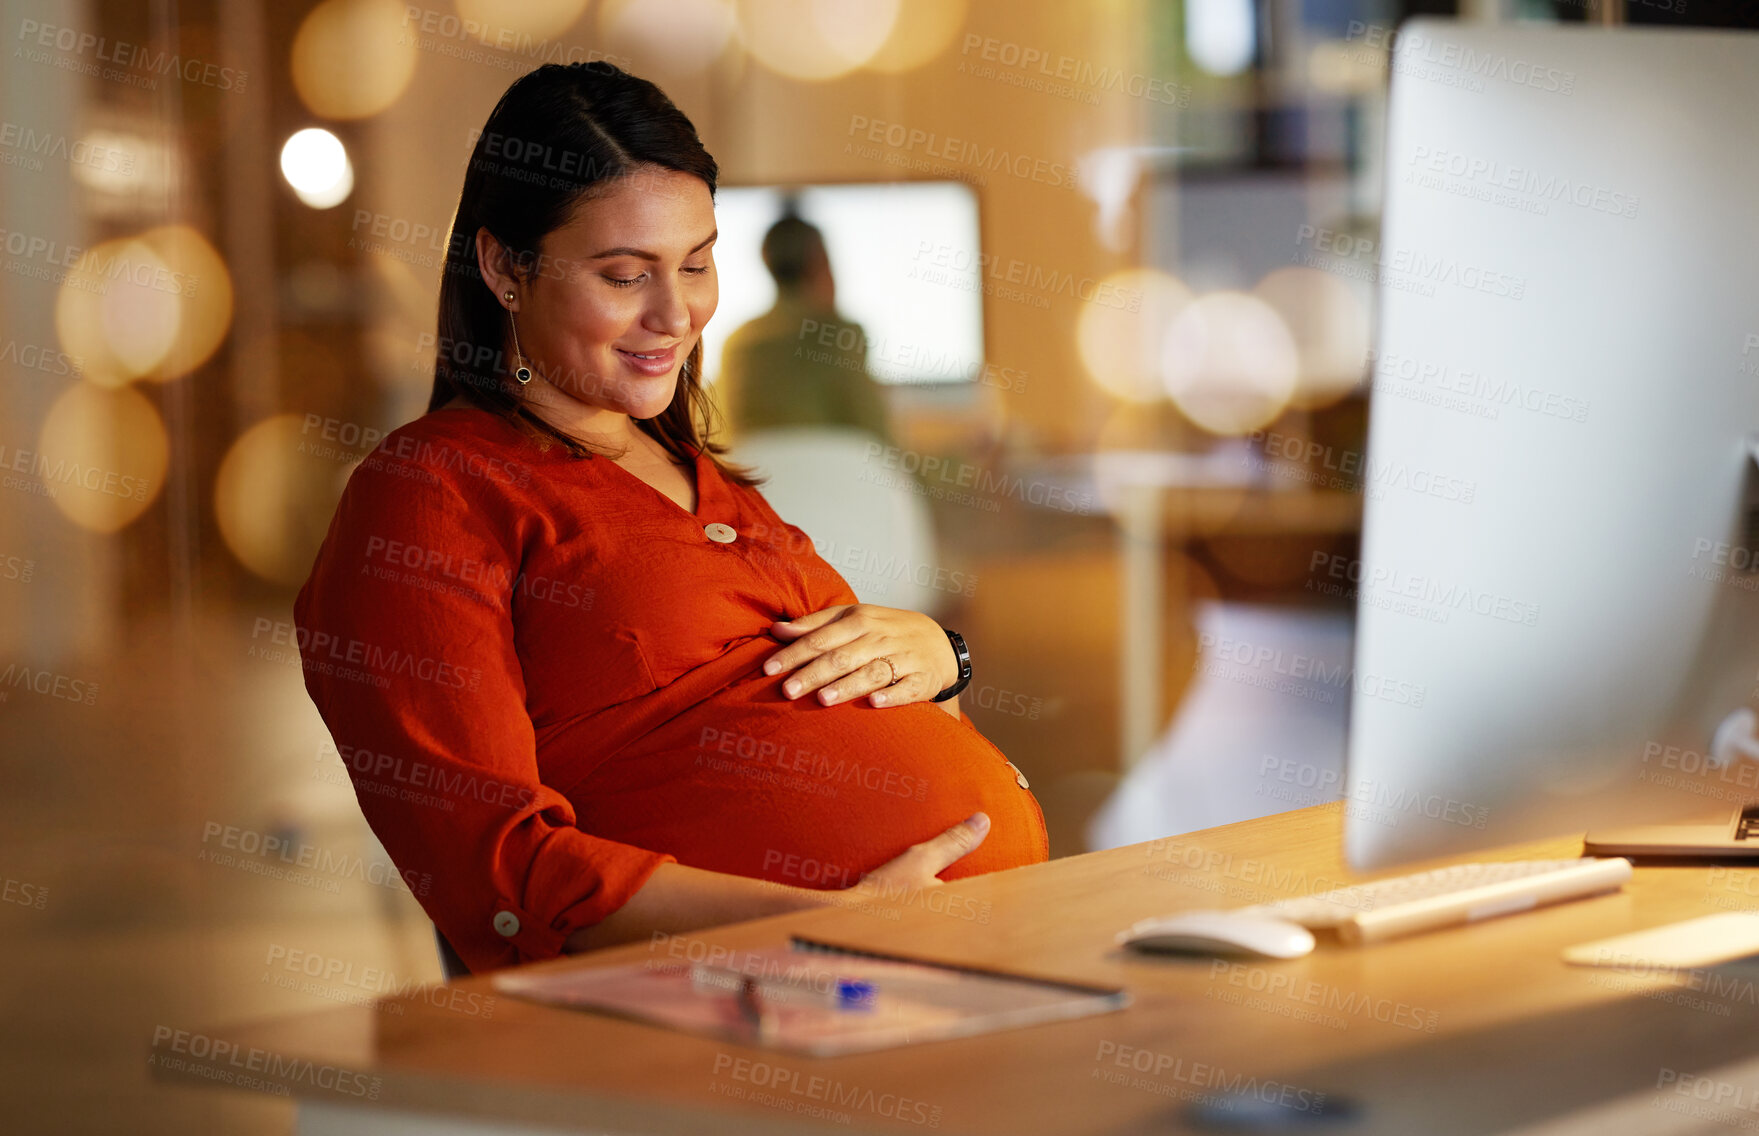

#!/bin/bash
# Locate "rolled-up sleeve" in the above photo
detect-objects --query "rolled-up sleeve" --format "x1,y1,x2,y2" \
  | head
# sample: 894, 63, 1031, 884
292, 451, 674, 974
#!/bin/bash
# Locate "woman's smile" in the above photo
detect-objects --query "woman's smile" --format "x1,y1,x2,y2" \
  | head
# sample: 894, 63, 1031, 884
615, 343, 680, 376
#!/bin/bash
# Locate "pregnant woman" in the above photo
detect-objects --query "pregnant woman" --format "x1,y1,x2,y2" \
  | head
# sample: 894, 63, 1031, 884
294, 61, 1047, 974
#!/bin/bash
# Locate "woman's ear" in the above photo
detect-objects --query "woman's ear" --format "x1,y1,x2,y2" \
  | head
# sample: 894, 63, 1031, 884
475, 227, 518, 308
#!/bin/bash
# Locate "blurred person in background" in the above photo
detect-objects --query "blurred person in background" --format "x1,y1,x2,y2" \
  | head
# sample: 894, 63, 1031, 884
293, 61, 1046, 974
712, 206, 893, 444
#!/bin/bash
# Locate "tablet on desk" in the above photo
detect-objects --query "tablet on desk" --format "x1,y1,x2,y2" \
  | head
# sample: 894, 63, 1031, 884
491, 935, 1131, 1057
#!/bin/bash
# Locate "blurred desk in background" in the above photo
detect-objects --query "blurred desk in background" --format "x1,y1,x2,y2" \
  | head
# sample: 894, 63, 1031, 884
1014, 449, 1362, 769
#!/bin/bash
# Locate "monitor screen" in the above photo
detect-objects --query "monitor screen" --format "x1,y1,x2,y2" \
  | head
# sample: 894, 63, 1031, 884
1344, 19, 1759, 869
703, 181, 986, 387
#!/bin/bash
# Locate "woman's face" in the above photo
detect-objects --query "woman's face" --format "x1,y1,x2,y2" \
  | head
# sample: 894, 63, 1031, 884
495, 165, 718, 423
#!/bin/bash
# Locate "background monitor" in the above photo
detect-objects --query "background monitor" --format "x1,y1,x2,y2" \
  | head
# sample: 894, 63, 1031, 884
1344, 19, 1759, 869
703, 181, 986, 388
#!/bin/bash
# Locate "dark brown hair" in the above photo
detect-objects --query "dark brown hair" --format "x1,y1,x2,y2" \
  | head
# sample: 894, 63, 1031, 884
428, 60, 756, 485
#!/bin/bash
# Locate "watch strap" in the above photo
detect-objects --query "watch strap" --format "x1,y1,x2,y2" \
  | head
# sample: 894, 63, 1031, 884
932, 629, 972, 703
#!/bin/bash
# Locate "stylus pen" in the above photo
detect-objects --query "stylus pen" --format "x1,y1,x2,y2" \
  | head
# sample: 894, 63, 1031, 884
691, 965, 878, 1012
737, 976, 778, 1041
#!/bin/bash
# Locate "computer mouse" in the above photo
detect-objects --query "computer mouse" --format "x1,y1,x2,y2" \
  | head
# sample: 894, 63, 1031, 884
1116, 909, 1316, 959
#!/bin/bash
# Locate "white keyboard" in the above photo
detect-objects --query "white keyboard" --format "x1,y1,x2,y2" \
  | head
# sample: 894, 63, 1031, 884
1240, 858, 1634, 945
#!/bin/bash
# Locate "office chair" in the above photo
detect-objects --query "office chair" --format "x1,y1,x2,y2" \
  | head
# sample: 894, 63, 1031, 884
728, 426, 946, 617
354, 818, 471, 980
434, 925, 470, 981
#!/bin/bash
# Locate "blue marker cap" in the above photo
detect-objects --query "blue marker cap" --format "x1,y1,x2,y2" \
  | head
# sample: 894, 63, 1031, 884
835, 979, 876, 1007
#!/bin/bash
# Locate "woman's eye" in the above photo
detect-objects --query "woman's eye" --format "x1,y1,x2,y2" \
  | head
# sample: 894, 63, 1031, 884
604, 274, 643, 287
683, 265, 711, 276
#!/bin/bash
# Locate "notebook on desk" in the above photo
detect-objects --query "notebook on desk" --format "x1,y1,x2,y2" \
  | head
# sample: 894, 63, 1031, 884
491, 936, 1131, 1057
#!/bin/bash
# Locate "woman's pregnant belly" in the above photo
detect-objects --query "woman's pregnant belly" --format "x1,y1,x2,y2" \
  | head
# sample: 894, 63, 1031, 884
553, 645, 1049, 889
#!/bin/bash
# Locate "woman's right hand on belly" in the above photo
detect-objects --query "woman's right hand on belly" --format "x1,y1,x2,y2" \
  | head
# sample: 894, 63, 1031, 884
850, 812, 990, 895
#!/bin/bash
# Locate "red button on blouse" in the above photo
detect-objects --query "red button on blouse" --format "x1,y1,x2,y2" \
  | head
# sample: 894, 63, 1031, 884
293, 407, 1049, 973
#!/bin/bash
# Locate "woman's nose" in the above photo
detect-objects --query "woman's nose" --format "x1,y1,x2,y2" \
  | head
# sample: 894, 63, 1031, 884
644, 279, 691, 338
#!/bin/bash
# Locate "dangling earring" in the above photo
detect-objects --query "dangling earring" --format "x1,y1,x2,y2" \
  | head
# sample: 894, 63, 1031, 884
504, 290, 533, 385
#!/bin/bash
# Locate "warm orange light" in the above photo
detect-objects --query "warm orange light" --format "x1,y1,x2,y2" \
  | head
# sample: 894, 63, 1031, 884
36, 382, 169, 532
1252, 266, 1371, 411
736, 0, 899, 81
454, 0, 588, 43
598, 0, 738, 70
1076, 269, 1193, 404
1161, 292, 1299, 436
53, 238, 180, 388
141, 225, 234, 382
215, 414, 358, 586
291, 0, 419, 120
864, 0, 967, 73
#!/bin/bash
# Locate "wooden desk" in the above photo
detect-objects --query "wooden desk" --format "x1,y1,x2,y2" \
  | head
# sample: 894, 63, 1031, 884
151, 803, 1759, 1135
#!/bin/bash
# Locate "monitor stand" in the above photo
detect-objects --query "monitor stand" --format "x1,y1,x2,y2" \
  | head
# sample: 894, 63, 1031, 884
1584, 709, 1759, 858
1584, 804, 1759, 858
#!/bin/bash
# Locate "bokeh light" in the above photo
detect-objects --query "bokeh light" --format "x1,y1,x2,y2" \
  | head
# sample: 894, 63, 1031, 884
1160, 291, 1298, 436
454, 0, 588, 42
598, 0, 737, 70
54, 228, 234, 386
863, 0, 967, 72
53, 238, 180, 388
1076, 268, 1193, 404
141, 225, 234, 381
279, 128, 355, 209
291, 0, 419, 120
736, 0, 899, 81
36, 382, 169, 532
1251, 266, 1371, 411
1186, 0, 1256, 76
68, 129, 156, 197
215, 414, 357, 586
813, 0, 900, 67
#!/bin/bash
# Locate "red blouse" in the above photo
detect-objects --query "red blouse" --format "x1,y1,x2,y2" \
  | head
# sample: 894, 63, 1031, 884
293, 407, 1048, 973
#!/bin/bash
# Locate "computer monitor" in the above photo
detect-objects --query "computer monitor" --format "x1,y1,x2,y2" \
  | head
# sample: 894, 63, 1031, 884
1342, 19, 1759, 870
702, 181, 985, 387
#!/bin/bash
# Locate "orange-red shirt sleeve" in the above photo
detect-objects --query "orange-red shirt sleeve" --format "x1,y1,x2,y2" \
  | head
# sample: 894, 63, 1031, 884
292, 447, 675, 973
